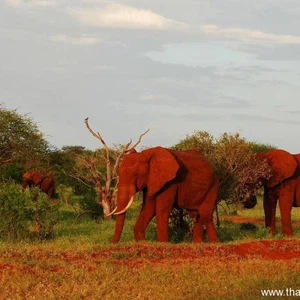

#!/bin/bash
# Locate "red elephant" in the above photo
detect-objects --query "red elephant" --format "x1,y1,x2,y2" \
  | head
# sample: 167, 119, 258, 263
110, 147, 219, 243
22, 170, 56, 199
242, 149, 300, 236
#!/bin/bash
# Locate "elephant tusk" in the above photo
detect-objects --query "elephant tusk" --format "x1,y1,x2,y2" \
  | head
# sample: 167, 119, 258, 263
114, 195, 134, 215
106, 206, 118, 217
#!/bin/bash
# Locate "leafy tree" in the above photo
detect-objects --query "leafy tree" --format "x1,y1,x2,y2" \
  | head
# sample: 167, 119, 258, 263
0, 105, 49, 168
46, 146, 91, 193
212, 133, 272, 202
173, 131, 273, 204
249, 141, 277, 153
0, 163, 26, 183
173, 131, 214, 157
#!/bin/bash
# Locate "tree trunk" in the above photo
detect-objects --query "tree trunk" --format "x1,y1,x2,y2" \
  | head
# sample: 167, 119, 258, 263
101, 191, 112, 219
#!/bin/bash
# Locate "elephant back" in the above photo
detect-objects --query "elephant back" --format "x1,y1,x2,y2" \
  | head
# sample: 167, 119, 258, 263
262, 149, 298, 188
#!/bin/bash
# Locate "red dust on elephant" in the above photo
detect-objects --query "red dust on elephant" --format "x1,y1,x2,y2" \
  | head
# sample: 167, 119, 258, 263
110, 146, 219, 243
22, 170, 56, 199
242, 149, 300, 236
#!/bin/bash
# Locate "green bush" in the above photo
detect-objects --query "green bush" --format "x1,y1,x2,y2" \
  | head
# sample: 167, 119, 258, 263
78, 188, 103, 220
0, 183, 61, 241
27, 188, 62, 240
168, 208, 192, 243
240, 222, 258, 232
0, 163, 25, 183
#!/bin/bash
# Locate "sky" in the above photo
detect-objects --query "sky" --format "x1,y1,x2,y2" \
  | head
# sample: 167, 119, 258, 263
1, 0, 300, 152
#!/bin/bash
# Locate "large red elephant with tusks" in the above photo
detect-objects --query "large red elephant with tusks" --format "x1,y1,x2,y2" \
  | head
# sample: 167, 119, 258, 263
110, 146, 219, 243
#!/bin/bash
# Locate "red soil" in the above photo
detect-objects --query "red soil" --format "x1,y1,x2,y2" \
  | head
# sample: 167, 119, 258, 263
1, 239, 300, 273
89, 239, 300, 264
2, 215, 300, 272
222, 215, 300, 226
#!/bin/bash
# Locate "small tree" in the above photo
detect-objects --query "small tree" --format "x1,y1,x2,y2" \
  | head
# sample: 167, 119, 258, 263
0, 105, 49, 168
212, 133, 272, 203
173, 131, 214, 157
78, 118, 149, 218
173, 131, 273, 204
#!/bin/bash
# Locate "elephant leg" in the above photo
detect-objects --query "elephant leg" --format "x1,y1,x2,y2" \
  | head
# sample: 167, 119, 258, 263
278, 184, 294, 236
156, 185, 177, 242
47, 185, 54, 199
205, 220, 218, 242
192, 221, 204, 243
134, 193, 156, 241
187, 211, 204, 242
263, 188, 277, 235
197, 178, 218, 242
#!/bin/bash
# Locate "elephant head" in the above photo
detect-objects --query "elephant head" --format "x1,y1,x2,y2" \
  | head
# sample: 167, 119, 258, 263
22, 170, 56, 199
22, 170, 43, 189
243, 149, 298, 208
111, 147, 179, 243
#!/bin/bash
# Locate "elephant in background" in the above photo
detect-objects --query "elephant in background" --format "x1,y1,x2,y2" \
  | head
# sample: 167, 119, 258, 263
242, 149, 300, 236
22, 170, 56, 199
110, 146, 219, 243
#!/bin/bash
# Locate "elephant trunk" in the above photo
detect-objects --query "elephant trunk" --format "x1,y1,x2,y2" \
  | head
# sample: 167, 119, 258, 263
243, 194, 257, 209
111, 185, 135, 243
22, 173, 31, 190
111, 213, 126, 243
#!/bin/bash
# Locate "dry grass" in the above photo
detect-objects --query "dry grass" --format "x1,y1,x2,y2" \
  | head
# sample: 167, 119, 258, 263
1, 200, 300, 299
1, 241, 300, 299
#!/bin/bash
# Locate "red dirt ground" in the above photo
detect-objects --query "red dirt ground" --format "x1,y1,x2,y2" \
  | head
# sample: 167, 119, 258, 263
222, 215, 300, 226
1, 216, 300, 272
1, 239, 300, 272
2, 239, 299, 272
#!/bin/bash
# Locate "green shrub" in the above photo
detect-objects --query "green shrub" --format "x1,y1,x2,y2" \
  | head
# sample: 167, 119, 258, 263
0, 183, 61, 241
169, 208, 192, 243
56, 184, 79, 214
240, 222, 258, 232
78, 188, 103, 220
0, 163, 25, 183
27, 188, 62, 240
0, 182, 31, 240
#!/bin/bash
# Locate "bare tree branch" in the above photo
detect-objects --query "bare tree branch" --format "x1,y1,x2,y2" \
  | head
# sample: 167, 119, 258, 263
83, 118, 149, 217
84, 118, 112, 192
126, 129, 150, 153
112, 139, 132, 180
62, 170, 92, 188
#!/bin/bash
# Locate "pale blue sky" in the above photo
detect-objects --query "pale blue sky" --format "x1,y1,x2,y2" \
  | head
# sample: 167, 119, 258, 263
1, 1, 300, 152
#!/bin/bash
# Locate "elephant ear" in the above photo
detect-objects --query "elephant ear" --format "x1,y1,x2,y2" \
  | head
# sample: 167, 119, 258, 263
263, 149, 298, 188
147, 147, 179, 196
32, 172, 43, 185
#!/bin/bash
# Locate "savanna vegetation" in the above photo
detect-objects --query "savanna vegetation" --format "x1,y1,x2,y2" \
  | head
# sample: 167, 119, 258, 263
1, 105, 299, 299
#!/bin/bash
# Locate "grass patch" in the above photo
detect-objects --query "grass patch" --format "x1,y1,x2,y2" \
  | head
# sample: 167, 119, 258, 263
1, 194, 300, 299
0, 242, 300, 299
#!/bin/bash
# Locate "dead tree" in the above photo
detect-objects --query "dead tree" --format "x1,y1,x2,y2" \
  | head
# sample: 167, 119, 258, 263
82, 118, 149, 218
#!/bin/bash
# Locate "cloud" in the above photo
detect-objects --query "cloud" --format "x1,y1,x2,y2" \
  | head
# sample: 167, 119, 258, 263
220, 113, 300, 125
68, 4, 188, 31
201, 25, 300, 45
6, 0, 56, 8
237, 44, 300, 61
49, 35, 100, 46
140, 93, 177, 103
